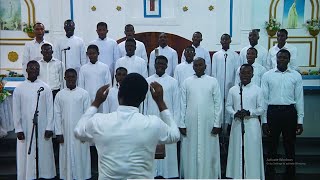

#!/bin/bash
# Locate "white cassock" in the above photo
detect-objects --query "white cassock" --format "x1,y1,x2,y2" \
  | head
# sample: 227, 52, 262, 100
181, 45, 212, 74
78, 61, 112, 112
173, 61, 194, 88
226, 83, 265, 180
118, 39, 148, 63
22, 39, 52, 76
234, 62, 267, 87
103, 86, 119, 113
90, 37, 121, 75
54, 35, 87, 73
143, 74, 180, 178
149, 46, 178, 76
239, 44, 268, 68
54, 87, 91, 180
212, 49, 240, 124
266, 43, 298, 70
180, 75, 222, 179
13, 79, 56, 180
115, 55, 148, 78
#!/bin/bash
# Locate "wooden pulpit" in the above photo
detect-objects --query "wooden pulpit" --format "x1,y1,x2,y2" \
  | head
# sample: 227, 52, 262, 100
155, 144, 165, 159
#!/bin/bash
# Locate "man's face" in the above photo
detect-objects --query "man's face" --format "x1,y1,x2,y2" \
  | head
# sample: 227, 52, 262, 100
64, 21, 75, 36
41, 45, 53, 60
34, 24, 45, 39
246, 49, 257, 65
192, 33, 202, 46
276, 52, 290, 70
277, 31, 287, 44
125, 41, 136, 56
26, 63, 40, 79
155, 58, 167, 76
239, 66, 253, 85
87, 48, 99, 63
158, 33, 168, 48
124, 26, 135, 39
96, 25, 108, 39
248, 32, 259, 46
184, 48, 195, 62
64, 71, 77, 89
220, 35, 231, 49
193, 59, 206, 76
115, 69, 127, 85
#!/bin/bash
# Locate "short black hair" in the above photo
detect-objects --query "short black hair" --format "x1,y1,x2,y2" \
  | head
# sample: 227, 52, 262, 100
155, 55, 168, 64
65, 68, 77, 77
278, 29, 288, 36
125, 24, 134, 30
41, 43, 52, 49
240, 63, 254, 73
118, 73, 148, 107
247, 47, 258, 55
97, 22, 107, 29
27, 60, 40, 67
221, 33, 231, 39
33, 22, 45, 29
116, 67, 128, 74
277, 49, 291, 60
125, 38, 136, 45
87, 44, 99, 53
64, 19, 74, 25
193, 31, 202, 36
185, 46, 195, 52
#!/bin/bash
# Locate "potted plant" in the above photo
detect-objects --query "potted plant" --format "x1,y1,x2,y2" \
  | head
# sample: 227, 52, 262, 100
303, 19, 320, 36
22, 23, 35, 38
265, 18, 281, 37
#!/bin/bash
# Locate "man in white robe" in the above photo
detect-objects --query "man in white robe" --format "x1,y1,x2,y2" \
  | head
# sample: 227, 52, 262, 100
118, 24, 148, 63
74, 73, 180, 179
90, 22, 120, 76
149, 33, 178, 76
180, 32, 212, 74
174, 46, 196, 88
54, 19, 87, 73
103, 67, 127, 113
212, 34, 240, 126
115, 39, 148, 78
235, 47, 267, 87
13, 60, 56, 180
22, 22, 52, 77
180, 57, 222, 179
226, 64, 265, 180
144, 55, 180, 178
239, 30, 268, 68
79, 45, 112, 112
266, 29, 297, 70
54, 68, 91, 180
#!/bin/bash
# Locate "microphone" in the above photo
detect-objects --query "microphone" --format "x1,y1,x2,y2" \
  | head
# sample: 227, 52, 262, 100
224, 53, 228, 59
62, 47, 70, 51
37, 87, 44, 93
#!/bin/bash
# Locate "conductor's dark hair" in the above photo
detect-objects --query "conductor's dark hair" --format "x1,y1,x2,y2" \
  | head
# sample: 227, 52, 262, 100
97, 22, 108, 29
240, 64, 254, 73
118, 73, 148, 107
155, 55, 168, 64
65, 68, 77, 77
277, 49, 291, 60
87, 44, 99, 53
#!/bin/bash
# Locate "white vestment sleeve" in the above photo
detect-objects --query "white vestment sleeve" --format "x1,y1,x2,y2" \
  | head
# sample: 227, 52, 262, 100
295, 75, 304, 124
249, 87, 265, 117
226, 88, 236, 120
158, 110, 180, 144
212, 79, 222, 128
211, 54, 218, 77
80, 41, 88, 66
13, 87, 23, 133
172, 81, 180, 124
261, 74, 269, 123
45, 88, 54, 131
54, 92, 63, 135
22, 44, 30, 76
74, 106, 98, 142
172, 51, 179, 75
148, 51, 156, 76
78, 68, 85, 89
179, 81, 187, 128
204, 50, 211, 75
141, 61, 148, 78
141, 44, 148, 63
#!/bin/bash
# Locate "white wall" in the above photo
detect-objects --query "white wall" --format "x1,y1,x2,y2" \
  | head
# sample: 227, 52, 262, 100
0, 0, 319, 74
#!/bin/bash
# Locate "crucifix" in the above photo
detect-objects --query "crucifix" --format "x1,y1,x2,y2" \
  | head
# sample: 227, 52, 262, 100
150, 0, 155, 11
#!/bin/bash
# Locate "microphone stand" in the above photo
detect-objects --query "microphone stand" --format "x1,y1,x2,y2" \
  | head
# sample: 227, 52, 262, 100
239, 83, 245, 179
28, 90, 41, 179
221, 54, 228, 154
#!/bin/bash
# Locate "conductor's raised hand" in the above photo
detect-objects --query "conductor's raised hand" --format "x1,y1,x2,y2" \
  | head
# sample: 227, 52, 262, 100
150, 82, 167, 112
92, 84, 110, 108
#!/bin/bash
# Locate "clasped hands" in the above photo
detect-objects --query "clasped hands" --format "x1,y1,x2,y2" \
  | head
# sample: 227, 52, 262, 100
234, 109, 250, 119
16, 130, 54, 140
